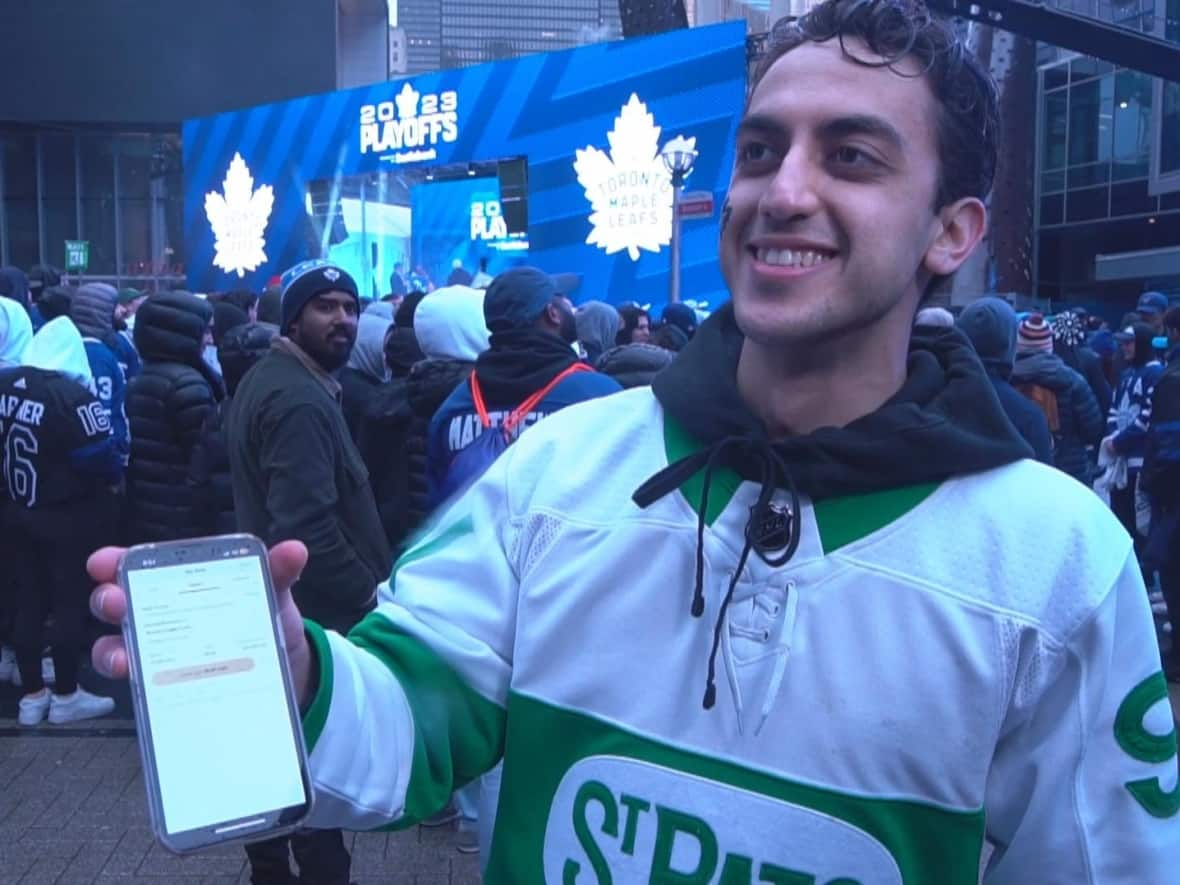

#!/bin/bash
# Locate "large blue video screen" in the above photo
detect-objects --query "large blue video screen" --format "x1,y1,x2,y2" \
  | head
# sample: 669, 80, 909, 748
410, 176, 528, 288
183, 21, 747, 310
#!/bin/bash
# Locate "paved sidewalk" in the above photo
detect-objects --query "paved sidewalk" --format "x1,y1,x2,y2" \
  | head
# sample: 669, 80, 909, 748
0, 730, 480, 885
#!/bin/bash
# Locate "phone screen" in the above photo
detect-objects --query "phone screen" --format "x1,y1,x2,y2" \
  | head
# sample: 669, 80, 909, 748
125, 551, 308, 837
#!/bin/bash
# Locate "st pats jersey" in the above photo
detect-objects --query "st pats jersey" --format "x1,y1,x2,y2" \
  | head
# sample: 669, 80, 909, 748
299, 388, 1178, 884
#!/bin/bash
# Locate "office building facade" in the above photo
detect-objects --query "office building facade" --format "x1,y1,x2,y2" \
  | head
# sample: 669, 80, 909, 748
1034, 0, 1180, 316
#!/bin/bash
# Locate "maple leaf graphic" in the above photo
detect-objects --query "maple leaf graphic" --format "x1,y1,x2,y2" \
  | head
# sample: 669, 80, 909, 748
574, 93, 675, 261
204, 153, 274, 278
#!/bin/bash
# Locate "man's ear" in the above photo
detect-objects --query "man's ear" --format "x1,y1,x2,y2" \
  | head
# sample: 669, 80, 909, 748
923, 197, 988, 277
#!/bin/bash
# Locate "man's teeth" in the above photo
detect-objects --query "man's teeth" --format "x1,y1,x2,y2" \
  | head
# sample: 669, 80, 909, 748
756, 248, 834, 268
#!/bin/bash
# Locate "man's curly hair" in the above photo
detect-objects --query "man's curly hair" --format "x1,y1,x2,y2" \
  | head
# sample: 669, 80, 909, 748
752, 0, 1000, 211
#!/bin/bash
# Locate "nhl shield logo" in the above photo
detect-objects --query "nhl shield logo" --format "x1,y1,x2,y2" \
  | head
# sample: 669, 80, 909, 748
748, 503, 792, 553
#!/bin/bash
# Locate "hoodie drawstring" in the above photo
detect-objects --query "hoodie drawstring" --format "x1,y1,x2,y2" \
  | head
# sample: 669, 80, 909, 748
634, 436, 801, 709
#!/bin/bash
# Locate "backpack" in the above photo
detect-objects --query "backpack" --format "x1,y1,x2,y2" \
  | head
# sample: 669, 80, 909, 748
1015, 382, 1061, 435
435, 362, 592, 503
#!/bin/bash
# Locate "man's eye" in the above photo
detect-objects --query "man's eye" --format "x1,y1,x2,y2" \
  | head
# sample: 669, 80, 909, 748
832, 145, 878, 167
738, 142, 776, 165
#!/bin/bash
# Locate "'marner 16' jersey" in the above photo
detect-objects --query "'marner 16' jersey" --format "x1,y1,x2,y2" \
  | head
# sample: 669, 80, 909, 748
0, 367, 118, 508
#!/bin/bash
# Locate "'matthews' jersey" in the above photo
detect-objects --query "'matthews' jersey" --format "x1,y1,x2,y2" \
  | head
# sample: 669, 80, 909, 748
0, 367, 119, 508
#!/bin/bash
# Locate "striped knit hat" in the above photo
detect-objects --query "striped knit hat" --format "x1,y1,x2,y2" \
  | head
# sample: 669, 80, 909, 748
1017, 313, 1054, 354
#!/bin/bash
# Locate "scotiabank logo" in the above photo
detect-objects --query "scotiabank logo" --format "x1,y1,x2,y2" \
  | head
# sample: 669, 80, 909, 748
359, 82, 459, 165
544, 757, 899, 884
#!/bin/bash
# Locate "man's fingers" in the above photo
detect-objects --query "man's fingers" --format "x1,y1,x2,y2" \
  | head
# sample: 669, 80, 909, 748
87, 547, 127, 586
89, 583, 127, 626
92, 635, 129, 679
268, 541, 308, 594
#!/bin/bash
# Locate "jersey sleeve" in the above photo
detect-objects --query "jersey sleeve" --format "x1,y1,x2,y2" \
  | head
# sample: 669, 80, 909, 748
982, 550, 1179, 883
299, 441, 518, 832
62, 385, 121, 483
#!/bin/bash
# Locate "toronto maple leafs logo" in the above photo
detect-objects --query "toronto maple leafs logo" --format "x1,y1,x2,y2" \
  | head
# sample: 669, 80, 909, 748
204, 153, 274, 278
323, 268, 340, 282
395, 83, 420, 119
575, 94, 695, 261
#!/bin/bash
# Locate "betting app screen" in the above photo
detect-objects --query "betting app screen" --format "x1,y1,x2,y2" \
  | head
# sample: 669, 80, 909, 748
126, 555, 307, 835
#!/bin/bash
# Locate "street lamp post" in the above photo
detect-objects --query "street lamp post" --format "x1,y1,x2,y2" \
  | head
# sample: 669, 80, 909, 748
661, 136, 698, 305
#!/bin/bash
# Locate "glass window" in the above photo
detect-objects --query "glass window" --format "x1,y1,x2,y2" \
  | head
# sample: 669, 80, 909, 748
1161, 81, 1180, 178
1068, 77, 1114, 167
1110, 180, 1156, 216
117, 137, 153, 278
41, 134, 78, 272
1041, 170, 1066, 193
1066, 185, 1109, 223
1112, 71, 1153, 180
1168, 0, 1179, 42
1043, 91, 1068, 170
1040, 193, 1064, 226
1043, 64, 1069, 91
1069, 163, 1110, 188
78, 136, 117, 276
154, 136, 185, 278
1, 133, 40, 270
1070, 57, 1112, 82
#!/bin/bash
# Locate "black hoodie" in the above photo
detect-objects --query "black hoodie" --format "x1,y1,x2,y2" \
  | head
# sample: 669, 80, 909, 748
634, 304, 1033, 707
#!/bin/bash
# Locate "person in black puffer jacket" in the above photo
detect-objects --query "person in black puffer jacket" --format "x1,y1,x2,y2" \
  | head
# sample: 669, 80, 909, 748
188, 323, 278, 536
1010, 313, 1105, 484
358, 288, 488, 554
126, 292, 224, 542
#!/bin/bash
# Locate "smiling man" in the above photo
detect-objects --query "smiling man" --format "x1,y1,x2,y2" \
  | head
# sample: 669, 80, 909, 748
90, 2, 1175, 882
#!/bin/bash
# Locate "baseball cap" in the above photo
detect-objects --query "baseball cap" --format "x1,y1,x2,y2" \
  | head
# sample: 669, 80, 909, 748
1137, 291, 1169, 315
483, 266, 563, 332
1114, 325, 1136, 342
117, 287, 145, 306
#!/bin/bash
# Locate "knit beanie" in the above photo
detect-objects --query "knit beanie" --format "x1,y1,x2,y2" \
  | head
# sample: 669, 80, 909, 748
278, 260, 358, 332
1017, 313, 1054, 354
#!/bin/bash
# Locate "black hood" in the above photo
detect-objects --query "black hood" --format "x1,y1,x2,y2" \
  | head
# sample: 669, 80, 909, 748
474, 328, 578, 403
133, 292, 224, 398
406, 357, 475, 417
635, 303, 1032, 711
645, 303, 1031, 501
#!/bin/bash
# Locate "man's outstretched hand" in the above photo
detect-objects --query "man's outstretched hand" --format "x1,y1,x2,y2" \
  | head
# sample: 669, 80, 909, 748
87, 541, 316, 706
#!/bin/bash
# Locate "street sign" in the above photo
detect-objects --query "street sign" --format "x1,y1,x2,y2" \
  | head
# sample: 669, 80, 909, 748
65, 240, 89, 272
678, 190, 714, 220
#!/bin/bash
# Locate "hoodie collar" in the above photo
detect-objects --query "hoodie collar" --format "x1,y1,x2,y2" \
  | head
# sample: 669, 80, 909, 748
474, 328, 579, 403
645, 303, 1032, 501
0, 298, 33, 368
634, 303, 1032, 712
24, 317, 93, 388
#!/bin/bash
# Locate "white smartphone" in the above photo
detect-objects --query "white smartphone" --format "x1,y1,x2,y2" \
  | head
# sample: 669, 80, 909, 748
118, 534, 313, 853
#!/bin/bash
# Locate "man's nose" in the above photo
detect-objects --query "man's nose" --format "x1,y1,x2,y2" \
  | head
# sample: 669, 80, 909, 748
761, 145, 822, 221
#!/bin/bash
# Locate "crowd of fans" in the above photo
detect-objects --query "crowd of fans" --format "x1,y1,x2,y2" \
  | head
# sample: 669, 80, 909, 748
1, 254, 1177, 876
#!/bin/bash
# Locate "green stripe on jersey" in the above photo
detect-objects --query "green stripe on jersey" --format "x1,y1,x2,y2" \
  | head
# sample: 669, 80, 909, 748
301, 620, 335, 753
347, 613, 505, 829
486, 691, 984, 884
813, 483, 939, 554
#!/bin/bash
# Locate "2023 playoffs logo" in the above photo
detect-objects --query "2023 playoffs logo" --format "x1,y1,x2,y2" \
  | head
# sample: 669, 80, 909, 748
360, 82, 459, 165
574, 94, 696, 261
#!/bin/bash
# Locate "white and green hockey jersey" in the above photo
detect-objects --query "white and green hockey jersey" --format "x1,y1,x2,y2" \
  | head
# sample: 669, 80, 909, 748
299, 388, 1179, 884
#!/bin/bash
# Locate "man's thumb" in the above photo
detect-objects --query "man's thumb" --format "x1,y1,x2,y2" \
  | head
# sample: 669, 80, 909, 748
268, 540, 308, 595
